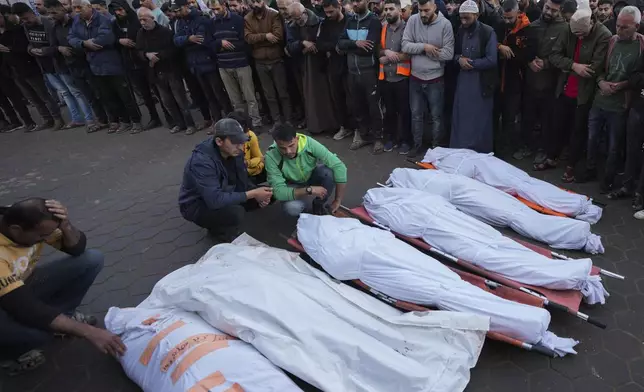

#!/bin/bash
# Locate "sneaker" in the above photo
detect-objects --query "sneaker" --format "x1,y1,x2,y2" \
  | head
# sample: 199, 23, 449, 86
107, 122, 120, 134
116, 122, 132, 134
0, 349, 46, 376
169, 125, 182, 134
373, 140, 385, 155
27, 122, 52, 133
634, 210, 644, 220
144, 118, 162, 131
398, 143, 411, 155
51, 118, 64, 131
185, 126, 198, 135
383, 141, 394, 152
533, 150, 547, 164
349, 132, 371, 150
407, 146, 421, 158
632, 193, 643, 211
130, 122, 144, 134
70, 310, 97, 325
1, 123, 24, 133
607, 186, 632, 200
333, 127, 353, 141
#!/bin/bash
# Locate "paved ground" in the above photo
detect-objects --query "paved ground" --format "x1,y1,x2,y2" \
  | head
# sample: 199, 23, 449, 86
0, 116, 642, 392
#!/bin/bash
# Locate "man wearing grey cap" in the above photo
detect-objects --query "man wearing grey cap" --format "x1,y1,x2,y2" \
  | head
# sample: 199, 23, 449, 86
179, 118, 273, 241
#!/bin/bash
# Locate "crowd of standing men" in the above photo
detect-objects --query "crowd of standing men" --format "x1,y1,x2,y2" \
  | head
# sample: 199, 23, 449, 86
1, 0, 644, 208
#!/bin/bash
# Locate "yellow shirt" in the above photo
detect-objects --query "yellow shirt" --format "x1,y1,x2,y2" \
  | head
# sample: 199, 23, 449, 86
0, 230, 63, 297
243, 130, 265, 177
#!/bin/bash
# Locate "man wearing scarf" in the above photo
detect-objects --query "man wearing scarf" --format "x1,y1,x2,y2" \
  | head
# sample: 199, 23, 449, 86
495, 0, 534, 154
450, 0, 498, 153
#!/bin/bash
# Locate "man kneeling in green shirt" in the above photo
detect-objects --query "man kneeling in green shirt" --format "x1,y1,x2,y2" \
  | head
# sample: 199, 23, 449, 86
265, 123, 348, 216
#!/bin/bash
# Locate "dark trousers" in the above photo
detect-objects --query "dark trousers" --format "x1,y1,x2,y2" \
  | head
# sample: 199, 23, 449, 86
0, 250, 104, 359
183, 67, 211, 122
381, 78, 412, 146
155, 71, 195, 129
128, 68, 173, 124
327, 72, 352, 129
14, 74, 61, 122
95, 75, 141, 123
255, 61, 292, 123
587, 106, 627, 187
348, 70, 383, 140
0, 76, 33, 125
69, 66, 109, 124
196, 71, 232, 122
548, 96, 591, 165
500, 88, 523, 149
522, 87, 554, 149
622, 108, 644, 194
410, 78, 444, 148
189, 200, 260, 236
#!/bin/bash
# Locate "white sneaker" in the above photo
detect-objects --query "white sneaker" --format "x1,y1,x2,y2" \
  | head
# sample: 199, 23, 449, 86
634, 210, 644, 220
333, 127, 353, 140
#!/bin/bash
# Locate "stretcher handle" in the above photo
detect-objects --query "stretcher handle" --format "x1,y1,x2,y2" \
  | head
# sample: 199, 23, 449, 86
530, 344, 558, 358
551, 251, 625, 280
543, 300, 607, 329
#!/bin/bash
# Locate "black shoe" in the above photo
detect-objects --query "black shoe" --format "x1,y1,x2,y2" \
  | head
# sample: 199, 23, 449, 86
633, 193, 643, 211
144, 118, 162, 131
407, 146, 420, 159
575, 169, 597, 184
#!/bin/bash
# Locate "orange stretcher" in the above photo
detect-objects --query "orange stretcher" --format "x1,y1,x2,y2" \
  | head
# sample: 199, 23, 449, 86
414, 161, 569, 218
342, 206, 605, 330
287, 237, 559, 357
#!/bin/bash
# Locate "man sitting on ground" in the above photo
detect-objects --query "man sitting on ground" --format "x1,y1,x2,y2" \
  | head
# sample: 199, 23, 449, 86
179, 118, 273, 241
266, 123, 347, 216
0, 198, 124, 375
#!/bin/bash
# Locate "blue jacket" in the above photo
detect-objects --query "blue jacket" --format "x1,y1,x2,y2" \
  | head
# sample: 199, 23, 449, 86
212, 11, 248, 69
174, 9, 217, 75
67, 10, 124, 76
179, 138, 254, 220
337, 11, 381, 75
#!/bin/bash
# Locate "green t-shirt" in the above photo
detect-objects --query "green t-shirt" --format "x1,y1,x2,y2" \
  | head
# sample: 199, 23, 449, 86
594, 39, 641, 112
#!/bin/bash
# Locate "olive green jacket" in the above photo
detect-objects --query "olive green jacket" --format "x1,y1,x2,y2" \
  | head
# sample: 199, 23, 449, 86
524, 17, 568, 92
549, 23, 612, 105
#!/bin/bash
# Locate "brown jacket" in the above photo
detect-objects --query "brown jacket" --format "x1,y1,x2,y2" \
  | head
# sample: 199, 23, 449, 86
244, 8, 284, 63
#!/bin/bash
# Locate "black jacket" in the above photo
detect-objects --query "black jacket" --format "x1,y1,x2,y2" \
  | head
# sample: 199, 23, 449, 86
495, 13, 535, 93
135, 22, 178, 77
337, 10, 381, 74
524, 15, 567, 91
110, 0, 146, 70
0, 24, 42, 78
628, 52, 644, 112
317, 14, 348, 75
51, 17, 90, 72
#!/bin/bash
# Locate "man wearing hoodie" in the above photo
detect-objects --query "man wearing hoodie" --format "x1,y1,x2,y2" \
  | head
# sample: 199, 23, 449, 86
68, 0, 143, 133
6, 4, 63, 132
546, 7, 610, 179
402, 0, 454, 157
338, 0, 383, 153
110, 0, 168, 132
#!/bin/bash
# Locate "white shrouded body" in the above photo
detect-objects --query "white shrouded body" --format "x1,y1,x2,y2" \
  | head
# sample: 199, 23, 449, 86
422, 147, 603, 224
297, 214, 579, 356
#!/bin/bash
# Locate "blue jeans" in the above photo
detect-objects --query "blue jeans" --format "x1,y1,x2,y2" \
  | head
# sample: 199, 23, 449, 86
282, 165, 335, 217
410, 78, 445, 148
587, 106, 627, 187
0, 249, 104, 359
45, 73, 95, 123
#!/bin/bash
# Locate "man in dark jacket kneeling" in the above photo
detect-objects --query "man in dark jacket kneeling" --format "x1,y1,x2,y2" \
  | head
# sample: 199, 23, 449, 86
178, 118, 273, 241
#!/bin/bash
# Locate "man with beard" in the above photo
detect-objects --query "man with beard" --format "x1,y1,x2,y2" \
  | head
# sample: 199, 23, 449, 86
309, 0, 327, 17
245, 0, 293, 131
338, 0, 383, 153
173, 0, 232, 127
402, 0, 454, 156
583, 6, 644, 192
110, 0, 169, 132
137, 7, 198, 135
450, 0, 498, 153
495, 0, 533, 155
46, 0, 109, 133
519, 0, 541, 21
519, 0, 566, 162
544, 7, 610, 177
285, 2, 339, 134
228, 0, 249, 15
319, 0, 354, 140
589, 0, 599, 16
597, 0, 613, 23
604, 0, 627, 33
211, 0, 262, 128
68, 0, 142, 133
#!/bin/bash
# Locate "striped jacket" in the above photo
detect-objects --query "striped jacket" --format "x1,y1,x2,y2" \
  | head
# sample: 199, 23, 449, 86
213, 11, 249, 69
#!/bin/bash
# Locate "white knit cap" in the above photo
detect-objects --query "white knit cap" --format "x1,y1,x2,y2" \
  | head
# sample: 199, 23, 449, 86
459, 0, 479, 14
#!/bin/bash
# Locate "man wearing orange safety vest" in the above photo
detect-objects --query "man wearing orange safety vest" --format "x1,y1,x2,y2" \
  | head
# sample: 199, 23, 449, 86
378, 0, 413, 154
401, 0, 454, 157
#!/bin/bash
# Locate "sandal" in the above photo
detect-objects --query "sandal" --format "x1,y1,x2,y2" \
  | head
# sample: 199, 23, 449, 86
61, 122, 84, 130
607, 186, 632, 200
533, 158, 558, 171
0, 349, 46, 376
561, 166, 575, 183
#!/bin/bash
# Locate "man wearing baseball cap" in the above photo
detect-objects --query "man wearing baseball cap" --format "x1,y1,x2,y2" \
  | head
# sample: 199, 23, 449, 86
179, 118, 273, 241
